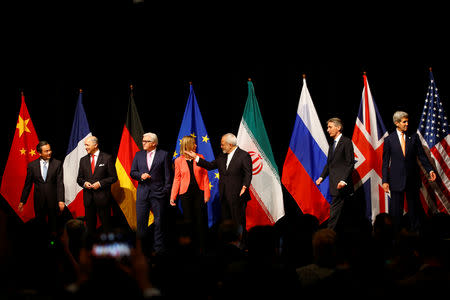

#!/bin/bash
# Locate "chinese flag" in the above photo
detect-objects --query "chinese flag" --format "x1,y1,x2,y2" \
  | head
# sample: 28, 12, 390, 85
1, 92, 39, 222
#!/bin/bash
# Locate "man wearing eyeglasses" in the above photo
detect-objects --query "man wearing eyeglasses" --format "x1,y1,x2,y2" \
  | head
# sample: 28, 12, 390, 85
130, 132, 172, 256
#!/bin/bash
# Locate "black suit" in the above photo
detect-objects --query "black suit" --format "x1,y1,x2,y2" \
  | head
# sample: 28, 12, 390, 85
197, 147, 252, 232
20, 158, 65, 233
77, 151, 118, 234
382, 131, 434, 232
319, 135, 355, 231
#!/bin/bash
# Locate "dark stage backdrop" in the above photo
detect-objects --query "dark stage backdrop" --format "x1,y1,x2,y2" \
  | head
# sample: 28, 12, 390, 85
1, 1, 449, 224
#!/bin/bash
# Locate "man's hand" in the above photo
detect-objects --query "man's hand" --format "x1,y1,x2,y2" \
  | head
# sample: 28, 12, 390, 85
337, 181, 347, 190
315, 177, 323, 186
59, 202, 65, 212
239, 186, 247, 196
141, 173, 151, 181
18, 202, 24, 212
184, 151, 197, 160
429, 171, 437, 182
169, 199, 176, 206
91, 181, 101, 190
382, 183, 390, 193
84, 182, 93, 189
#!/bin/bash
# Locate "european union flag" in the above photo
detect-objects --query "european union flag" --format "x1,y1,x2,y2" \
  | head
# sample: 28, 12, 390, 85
173, 83, 220, 228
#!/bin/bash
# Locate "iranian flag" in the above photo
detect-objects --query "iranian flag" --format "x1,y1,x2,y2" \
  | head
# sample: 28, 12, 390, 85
237, 79, 285, 230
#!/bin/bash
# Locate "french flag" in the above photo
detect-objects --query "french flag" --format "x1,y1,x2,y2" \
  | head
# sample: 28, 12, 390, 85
63, 90, 92, 218
282, 76, 331, 224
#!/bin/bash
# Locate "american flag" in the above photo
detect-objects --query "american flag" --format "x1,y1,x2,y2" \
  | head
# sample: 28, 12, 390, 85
417, 69, 450, 215
352, 73, 389, 223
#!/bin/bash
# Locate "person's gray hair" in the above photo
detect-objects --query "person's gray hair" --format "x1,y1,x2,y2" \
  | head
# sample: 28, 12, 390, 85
143, 132, 158, 145
87, 136, 98, 145
326, 118, 343, 132
222, 133, 237, 146
393, 111, 408, 124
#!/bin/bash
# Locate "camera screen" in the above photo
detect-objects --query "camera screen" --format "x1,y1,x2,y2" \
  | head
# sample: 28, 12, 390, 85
92, 242, 131, 258
91, 232, 134, 258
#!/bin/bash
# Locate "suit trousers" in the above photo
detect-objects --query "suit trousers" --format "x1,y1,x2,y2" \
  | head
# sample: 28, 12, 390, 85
85, 199, 112, 235
328, 194, 345, 231
136, 195, 166, 254
389, 189, 425, 232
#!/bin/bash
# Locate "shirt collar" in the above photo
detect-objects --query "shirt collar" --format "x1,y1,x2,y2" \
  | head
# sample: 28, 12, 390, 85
334, 133, 342, 144
228, 146, 238, 156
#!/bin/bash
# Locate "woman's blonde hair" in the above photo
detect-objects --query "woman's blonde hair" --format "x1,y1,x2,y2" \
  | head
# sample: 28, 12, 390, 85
180, 135, 196, 156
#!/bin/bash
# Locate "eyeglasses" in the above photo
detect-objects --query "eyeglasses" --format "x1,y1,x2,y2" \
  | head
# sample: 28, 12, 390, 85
142, 140, 153, 143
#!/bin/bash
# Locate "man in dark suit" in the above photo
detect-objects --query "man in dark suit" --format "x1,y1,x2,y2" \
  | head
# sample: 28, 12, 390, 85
316, 118, 355, 232
19, 141, 65, 235
382, 111, 436, 233
186, 133, 253, 243
130, 132, 172, 255
77, 136, 118, 235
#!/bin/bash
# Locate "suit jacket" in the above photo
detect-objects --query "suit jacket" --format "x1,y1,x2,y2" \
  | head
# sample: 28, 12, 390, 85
320, 135, 355, 196
77, 151, 118, 207
130, 149, 172, 201
197, 147, 252, 204
20, 158, 65, 209
382, 131, 433, 192
170, 154, 210, 201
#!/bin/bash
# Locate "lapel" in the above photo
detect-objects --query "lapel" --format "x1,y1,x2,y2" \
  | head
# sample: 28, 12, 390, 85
35, 159, 45, 182
149, 149, 158, 173
92, 152, 102, 175
44, 158, 54, 182
392, 131, 407, 157
329, 138, 340, 161
226, 147, 238, 172
404, 133, 411, 156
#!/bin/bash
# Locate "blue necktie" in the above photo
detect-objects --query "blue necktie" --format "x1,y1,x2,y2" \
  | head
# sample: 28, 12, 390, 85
42, 161, 48, 181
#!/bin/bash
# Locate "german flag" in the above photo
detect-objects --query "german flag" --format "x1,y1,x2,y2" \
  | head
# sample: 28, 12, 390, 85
112, 85, 152, 230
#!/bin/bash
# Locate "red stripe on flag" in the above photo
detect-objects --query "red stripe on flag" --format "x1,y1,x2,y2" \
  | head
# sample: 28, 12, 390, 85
116, 124, 141, 188
431, 146, 450, 179
67, 192, 85, 219
246, 188, 273, 230
282, 149, 330, 224
440, 138, 450, 156
363, 75, 371, 135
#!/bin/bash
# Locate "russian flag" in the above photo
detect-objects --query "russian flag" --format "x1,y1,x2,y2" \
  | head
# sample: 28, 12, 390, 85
281, 76, 331, 224
63, 89, 92, 218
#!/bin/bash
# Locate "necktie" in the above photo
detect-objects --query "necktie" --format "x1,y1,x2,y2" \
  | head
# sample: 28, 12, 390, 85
147, 151, 153, 170
401, 132, 406, 156
42, 161, 48, 181
333, 140, 337, 152
91, 154, 96, 174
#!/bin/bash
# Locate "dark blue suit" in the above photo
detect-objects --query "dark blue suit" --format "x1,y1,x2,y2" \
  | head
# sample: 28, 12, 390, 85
382, 131, 434, 232
130, 149, 172, 253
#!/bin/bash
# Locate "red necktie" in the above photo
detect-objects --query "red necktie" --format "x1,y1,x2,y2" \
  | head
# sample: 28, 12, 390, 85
91, 154, 95, 174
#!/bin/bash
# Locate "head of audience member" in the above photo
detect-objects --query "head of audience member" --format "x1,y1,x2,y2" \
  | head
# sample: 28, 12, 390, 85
312, 228, 337, 268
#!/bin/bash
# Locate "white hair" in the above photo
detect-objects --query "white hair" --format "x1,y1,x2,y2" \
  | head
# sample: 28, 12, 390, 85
393, 111, 408, 124
222, 133, 237, 146
143, 132, 158, 145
